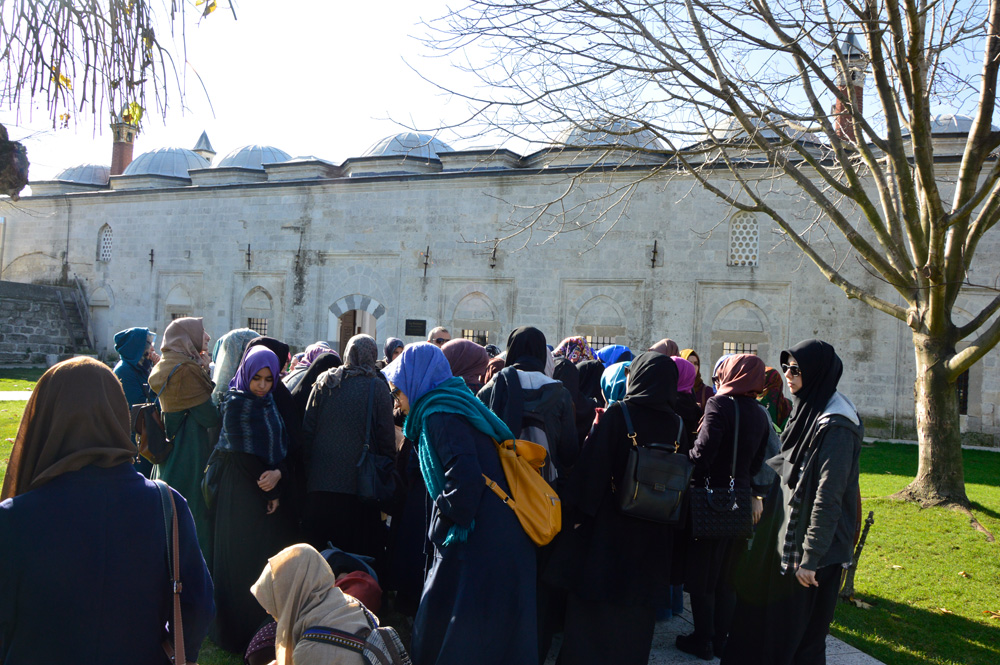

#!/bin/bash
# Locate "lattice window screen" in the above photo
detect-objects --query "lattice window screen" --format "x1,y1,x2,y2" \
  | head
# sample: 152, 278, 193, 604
728, 213, 759, 266
248, 318, 269, 336
461, 329, 489, 345
98, 226, 113, 262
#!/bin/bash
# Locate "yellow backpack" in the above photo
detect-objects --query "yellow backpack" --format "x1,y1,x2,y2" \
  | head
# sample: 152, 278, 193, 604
483, 438, 562, 546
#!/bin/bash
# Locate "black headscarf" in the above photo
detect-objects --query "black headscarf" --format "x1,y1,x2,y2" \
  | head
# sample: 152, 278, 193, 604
245, 337, 290, 372
577, 359, 606, 405
622, 351, 679, 412
505, 326, 548, 374
554, 357, 598, 447
779, 339, 843, 488
288, 351, 342, 422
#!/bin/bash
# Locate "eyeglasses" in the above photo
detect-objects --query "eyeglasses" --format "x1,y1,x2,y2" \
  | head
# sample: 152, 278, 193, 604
432, 338, 449, 345
781, 363, 802, 377
390, 387, 401, 402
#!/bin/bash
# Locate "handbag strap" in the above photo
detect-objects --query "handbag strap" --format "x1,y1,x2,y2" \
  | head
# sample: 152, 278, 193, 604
150, 363, 184, 400
621, 401, 684, 452
727, 396, 740, 487
155, 480, 186, 665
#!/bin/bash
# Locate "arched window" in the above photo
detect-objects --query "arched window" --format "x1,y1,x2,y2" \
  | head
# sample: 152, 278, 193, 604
98, 224, 113, 262
728, 212, 758, 267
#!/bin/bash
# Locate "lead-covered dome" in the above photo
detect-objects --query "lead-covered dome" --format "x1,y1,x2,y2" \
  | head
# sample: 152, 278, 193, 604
363, 132, 452, 160
53, 163, 110, 186
216, 144, 292, 170
901, 113, 998, 136
555, 119, 664, 150
122, 147, 210, 178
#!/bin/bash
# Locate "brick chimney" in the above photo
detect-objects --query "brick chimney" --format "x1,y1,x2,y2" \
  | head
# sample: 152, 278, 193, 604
831, 30, 868, 143
110, 121, 138, 175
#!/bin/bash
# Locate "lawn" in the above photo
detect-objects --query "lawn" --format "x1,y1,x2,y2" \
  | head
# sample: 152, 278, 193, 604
0, 367, 44, 391
0, 400, 997, 665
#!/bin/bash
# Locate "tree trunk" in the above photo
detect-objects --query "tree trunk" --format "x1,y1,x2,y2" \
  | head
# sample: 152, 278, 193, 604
899, 332, 969, 506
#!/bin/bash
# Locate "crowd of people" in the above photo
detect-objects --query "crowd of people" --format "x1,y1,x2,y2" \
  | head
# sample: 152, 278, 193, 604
0, 317, 863, 665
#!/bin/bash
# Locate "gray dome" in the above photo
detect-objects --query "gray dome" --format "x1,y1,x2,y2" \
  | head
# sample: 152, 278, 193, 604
122, 148, 210, 178
555, 120, 663, 150
707, 116, 820, 143
216, 144, 292, 170
363, 133, 452, 160
53, 163, 110, 186
901, 113, 999, 136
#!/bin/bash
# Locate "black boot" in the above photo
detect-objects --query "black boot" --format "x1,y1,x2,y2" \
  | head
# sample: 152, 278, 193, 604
676, 633, 714, 661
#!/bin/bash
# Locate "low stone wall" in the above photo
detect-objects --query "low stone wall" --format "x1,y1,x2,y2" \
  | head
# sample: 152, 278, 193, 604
0, 281, 76, 364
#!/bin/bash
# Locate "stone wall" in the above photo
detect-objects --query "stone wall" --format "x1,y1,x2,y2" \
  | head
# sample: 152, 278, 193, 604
0, 281, 76, 364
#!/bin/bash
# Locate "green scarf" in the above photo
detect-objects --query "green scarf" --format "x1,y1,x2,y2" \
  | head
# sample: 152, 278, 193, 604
403, 377, 514, 545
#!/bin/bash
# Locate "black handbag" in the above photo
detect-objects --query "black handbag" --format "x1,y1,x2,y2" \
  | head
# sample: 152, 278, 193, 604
689, 396, 754, 540
356, 378, 397, 506
617, 401, 694, 524
130, 364, 186, 465
201, 448, 224, 512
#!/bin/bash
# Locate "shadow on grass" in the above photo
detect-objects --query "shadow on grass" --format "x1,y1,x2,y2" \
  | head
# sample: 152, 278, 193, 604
834, 595, 1000, 665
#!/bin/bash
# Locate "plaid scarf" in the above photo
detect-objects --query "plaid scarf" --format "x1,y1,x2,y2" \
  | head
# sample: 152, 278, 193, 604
780, 448, 816, 575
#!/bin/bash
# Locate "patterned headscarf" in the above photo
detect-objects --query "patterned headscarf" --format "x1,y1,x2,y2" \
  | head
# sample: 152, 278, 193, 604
313, 334, 378, 393
298, 342, 332, 370
553, 336, 597, 364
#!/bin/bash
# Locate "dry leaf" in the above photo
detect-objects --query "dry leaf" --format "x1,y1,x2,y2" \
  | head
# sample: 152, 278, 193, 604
891, 565, 904, 569
959, 571, 971, 578
983, 610, 1000, 620
851, 599, 874, 609
939, 608, 953, 614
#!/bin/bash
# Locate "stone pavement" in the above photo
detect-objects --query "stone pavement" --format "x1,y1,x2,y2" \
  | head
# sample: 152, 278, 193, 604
0, 391, 32, 400
544, 598, 884, 664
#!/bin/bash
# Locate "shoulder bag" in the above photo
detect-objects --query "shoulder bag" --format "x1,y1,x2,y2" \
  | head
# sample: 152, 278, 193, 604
617, 401, 693, 524
689, 396, 754, 540
130, 364, 188, 465
356, 378, 398, 506
483, 437, 562, 546
301, 606, 412, 665
154, 480, 187, 665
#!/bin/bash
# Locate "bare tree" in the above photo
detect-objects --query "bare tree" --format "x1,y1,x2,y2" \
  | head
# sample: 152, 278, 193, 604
424, 0, 1000, 507
0, 0, 232, 197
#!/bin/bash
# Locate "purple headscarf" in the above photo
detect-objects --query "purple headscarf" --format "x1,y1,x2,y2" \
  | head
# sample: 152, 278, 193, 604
298, 342, 332, 369
672, 356, 697, 393
382, 342, 453, 406
441, 339, 490, 389
230, 346, 280, 394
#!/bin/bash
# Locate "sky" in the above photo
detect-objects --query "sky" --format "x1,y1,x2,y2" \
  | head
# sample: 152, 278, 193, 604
1, 1, 501, 181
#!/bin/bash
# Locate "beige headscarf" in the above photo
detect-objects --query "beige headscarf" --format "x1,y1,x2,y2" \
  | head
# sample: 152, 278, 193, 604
148, 317, 214, 412
252, 544, 369, 665
649, 338, 680, 357
1, 357, 137, 500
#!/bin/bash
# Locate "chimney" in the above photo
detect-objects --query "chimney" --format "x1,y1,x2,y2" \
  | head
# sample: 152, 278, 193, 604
831, 30, 868, 144
110, 121, 139, 175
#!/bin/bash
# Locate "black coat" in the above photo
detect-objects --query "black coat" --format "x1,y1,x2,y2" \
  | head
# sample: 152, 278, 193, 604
689, 394, 769, 489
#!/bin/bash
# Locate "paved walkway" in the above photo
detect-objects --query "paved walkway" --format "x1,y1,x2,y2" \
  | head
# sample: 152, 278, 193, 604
0, 391, 32, 400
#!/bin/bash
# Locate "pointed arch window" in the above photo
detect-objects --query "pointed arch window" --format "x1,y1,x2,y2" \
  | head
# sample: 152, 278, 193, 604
728, 212, 759, 266
98, 224, 113, 262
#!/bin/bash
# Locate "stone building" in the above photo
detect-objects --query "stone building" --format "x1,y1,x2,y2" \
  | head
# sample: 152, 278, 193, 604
1, 117, 998, 445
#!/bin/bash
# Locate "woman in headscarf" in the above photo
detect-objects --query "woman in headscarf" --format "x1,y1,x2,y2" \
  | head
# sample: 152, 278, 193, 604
383, 343, 536, 665
211, 328, 260, 405
552, 357, 596, 449
758, 367, 793, 432
577, 359, 606, 406
378, 337, 405, 369
441, 338, 490, 393
478, 326, 577, 487
599, 360, 631, 406
677, 354, 770, 661
283, 342, 334, 392
251, 544, 372, 665
722, 340, 862, 665
210, 346, 292, 653
553, 353, 685, 665
681, 348, 714, 412
301, 334, 395, 562
595, 344, 632, 366
147, 316, 220, 563
483, 355, 506, 385
553, 336, 597, 364
0, 357, 214, 664
649, 337, 680, 357
244, 336, 303, 451
112, 326, 158, 477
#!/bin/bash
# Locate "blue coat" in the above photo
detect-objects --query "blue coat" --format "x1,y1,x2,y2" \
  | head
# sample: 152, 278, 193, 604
0, 464, 215, 664
411, 412, 538, 665
113, 327, 153, 409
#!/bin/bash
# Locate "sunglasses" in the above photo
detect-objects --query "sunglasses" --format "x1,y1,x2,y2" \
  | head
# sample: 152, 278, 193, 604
781, 363, 802, 377
432, 338, 450, 345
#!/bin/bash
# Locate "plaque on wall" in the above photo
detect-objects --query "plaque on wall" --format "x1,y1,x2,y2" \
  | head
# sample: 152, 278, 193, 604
405, 319, 427, 337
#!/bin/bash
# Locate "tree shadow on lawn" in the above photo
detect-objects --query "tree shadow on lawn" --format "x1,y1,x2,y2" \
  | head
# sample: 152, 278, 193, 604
834, 596, 1000, 665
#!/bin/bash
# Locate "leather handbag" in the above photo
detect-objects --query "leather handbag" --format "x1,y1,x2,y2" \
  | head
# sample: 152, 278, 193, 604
617, 402, 694, 524
356, 378, 398, 506
689, 396, 754, 540
154, 480, 187, 665
201, 448, 224, 512
130, 364, 186, 465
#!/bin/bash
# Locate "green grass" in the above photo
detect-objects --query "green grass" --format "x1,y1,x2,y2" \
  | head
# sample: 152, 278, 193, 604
0, 401, 27, 484
831, 442, 1000, 665
0, 367, 44, 391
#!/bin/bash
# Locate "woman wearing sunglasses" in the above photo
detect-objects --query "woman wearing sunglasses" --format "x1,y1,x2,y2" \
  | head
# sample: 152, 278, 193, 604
722, 339, 863, 665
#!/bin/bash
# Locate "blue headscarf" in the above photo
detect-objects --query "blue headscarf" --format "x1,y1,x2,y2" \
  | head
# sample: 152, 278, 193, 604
600, 360, 631, 404
596, 344, 633, 366
114, 327, 153, 372
382, 342, 453, 405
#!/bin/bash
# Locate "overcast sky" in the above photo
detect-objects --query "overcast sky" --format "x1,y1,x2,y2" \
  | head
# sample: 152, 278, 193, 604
1, 1, 497, 181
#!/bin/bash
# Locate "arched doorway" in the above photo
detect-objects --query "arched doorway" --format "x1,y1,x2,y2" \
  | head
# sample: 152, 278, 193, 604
336, 310, 377, 357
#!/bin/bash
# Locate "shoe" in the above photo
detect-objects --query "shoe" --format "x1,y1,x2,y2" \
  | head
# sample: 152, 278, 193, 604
713, 637, 727, 659
676, 633, 714, 661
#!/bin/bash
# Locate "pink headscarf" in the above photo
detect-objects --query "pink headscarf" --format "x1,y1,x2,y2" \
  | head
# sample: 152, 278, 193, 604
298, 342, 332, 369
672, 356, 697, 392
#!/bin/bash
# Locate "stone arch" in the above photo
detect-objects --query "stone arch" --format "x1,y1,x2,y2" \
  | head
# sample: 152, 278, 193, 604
572, 295, 628, 344
242, 286, 274, 336
328, 293, 387, 352
164, 284, 194, 321
452, 291, 501, 345
709, 299, 772, 365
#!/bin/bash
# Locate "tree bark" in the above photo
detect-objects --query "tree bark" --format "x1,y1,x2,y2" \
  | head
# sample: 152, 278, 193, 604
899, 332, 969, 506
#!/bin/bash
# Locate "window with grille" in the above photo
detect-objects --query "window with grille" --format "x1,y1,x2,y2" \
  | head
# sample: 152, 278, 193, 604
722, 341, 758, 356
170, 312, 190, 320
98, 225, 113, 262
585, 335, 617, 350
956, 370, 970, 416
248, 318, 269, 336
728, 212, 759, 266
461, 329, 489, 345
